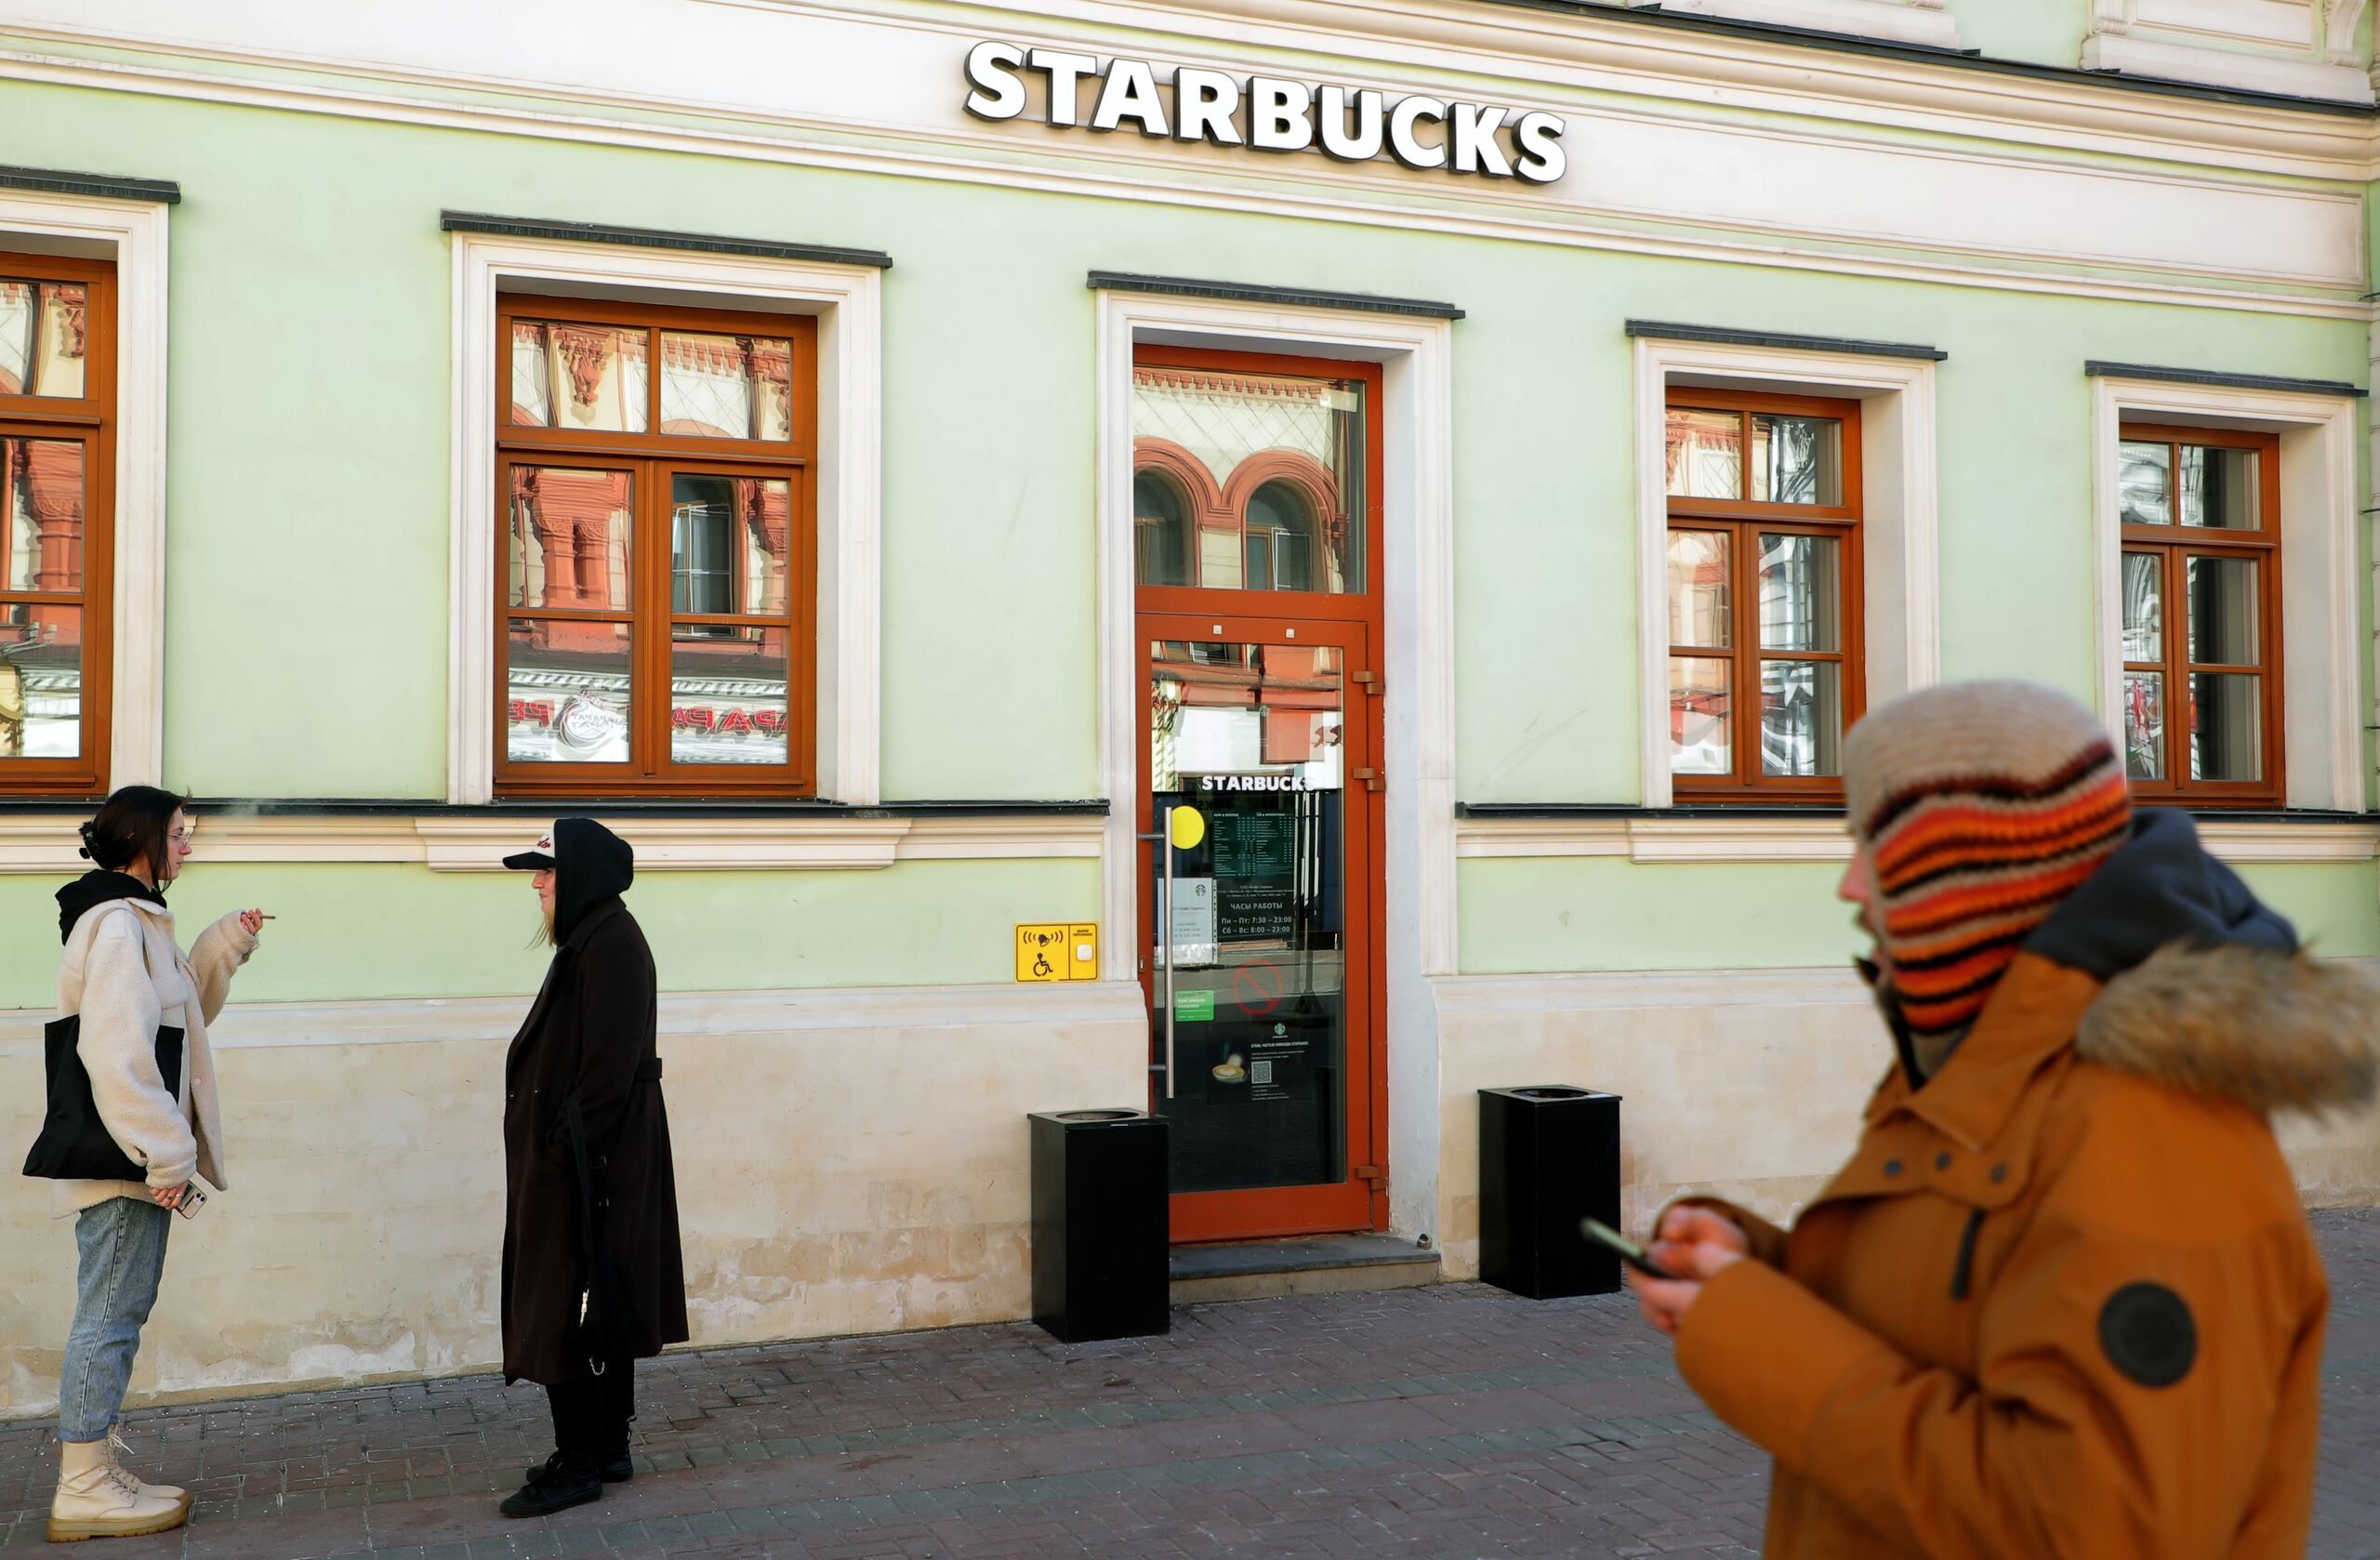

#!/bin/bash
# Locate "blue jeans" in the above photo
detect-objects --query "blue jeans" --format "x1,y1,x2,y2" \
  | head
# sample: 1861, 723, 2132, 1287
59, 1197, 171, 1443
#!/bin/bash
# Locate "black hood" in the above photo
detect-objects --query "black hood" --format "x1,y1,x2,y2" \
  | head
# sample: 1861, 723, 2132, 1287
552, 816, 633, 945
57, 870, 165, 945
2026, 808, 2297, 981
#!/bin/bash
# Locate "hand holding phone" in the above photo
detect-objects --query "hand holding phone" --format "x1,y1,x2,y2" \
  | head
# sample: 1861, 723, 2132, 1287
1580, 1216, 1676, 1280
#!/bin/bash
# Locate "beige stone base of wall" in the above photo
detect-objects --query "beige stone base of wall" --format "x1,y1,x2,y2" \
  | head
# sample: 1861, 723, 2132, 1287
0, 982, 1146, 1421
1428, 964, 2380, 1281
8, 964, 2373, 1421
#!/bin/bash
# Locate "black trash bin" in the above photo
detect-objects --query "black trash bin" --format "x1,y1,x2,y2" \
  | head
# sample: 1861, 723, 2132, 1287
1028, 1108, 1170, 1342
1478, 1087, 1620, 1299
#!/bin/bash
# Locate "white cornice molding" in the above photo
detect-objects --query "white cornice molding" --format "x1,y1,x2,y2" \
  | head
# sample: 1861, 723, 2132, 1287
15, 2, 2366, 180
0, 5, 2367, 316
1454, 813, 2380, 866
0, 811, 1104, 873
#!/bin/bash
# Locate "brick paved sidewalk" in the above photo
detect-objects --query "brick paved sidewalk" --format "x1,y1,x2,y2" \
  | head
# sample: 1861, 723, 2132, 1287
7, 1209, 2379, 1559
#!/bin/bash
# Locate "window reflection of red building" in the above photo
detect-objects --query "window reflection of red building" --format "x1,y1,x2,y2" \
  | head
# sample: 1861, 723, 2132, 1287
1130, 366, 1359, 595
0, 258, 110, 786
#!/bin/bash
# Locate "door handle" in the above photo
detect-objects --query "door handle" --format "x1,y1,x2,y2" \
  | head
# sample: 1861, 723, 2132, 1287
1159, 805, 1176, 1102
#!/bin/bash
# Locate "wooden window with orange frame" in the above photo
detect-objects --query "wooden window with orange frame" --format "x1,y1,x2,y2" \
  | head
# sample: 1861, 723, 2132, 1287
2115, 423, 2283, 807
1664, 389, 1864, 800
495, 295, 817, 797
0, 251, 113, 798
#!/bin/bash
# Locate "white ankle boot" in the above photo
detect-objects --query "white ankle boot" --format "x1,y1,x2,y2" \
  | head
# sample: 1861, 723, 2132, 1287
47, 1437, 188, 1543
103, 1429, 186, 1505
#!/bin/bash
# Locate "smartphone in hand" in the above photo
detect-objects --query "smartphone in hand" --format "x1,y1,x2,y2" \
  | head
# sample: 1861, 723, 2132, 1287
1580, 1216, 1675, 1280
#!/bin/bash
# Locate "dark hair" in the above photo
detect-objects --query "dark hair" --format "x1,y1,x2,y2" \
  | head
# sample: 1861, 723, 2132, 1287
79, 786, 188, 878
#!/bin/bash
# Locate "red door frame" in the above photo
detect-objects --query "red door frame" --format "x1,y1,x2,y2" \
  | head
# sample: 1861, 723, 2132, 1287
1130, 345, 1389, 1244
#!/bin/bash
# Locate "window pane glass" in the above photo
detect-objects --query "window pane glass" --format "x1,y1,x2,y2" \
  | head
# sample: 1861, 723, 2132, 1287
2179, 445, 2258, 531
1761, 660, 1842, 776
509, 321, 647, 433
1664, 408, 1740, 499
2121, 552, 2162, 662
2, 437, 86, 593
0, 602, 80, 759
2119, 441, 2171, 525
507, 619, 631, 764
661, 332, 795, 443
1134, 471, 1193, 587
1247, 482, 1317, 593
1131, 365, 1367, 592
2123, 671, 2164, 780
508, 467, 632, 611
2186, 556, 2259, 667
671, 475, 791, 616
1669, 656, 1731, 775
1666, 530, 1730, 649
1757, 533, 1839, 652
672, 626, 790, 767
2189, 673, 2262, 782
0, 278, 88, 399
1749, 416, 1842, 506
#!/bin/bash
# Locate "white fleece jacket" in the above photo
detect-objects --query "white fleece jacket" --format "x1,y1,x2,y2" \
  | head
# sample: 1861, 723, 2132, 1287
53, 897, 257, 1215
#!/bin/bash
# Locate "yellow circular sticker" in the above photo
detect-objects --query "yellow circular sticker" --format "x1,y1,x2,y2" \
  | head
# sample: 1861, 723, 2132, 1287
1168, 805, 1207, 851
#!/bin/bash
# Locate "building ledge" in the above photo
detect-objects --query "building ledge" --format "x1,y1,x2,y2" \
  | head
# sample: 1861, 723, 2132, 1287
1455, 809, 2380, 866
0, 806, 1105, 873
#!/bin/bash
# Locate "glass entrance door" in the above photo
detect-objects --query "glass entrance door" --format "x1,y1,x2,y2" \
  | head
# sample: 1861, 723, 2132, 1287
1141, 615, 1382, 1242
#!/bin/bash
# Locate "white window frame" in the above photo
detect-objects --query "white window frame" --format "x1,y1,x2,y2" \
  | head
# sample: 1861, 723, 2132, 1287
0, 188, 169, 790
2089, 374, 2363, 811
449, 233, 881, 804
1633, 336, 1941, 809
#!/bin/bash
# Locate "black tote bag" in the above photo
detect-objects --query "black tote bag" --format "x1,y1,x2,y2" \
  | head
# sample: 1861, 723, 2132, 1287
21, 1016, 185, 1182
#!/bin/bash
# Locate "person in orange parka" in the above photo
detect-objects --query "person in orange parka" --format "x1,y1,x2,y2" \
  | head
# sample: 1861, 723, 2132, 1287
1630, 680, 2379, 1560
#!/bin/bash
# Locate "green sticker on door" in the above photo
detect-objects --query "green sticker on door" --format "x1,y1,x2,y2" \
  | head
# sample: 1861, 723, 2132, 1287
1174, 989, 1215, 1022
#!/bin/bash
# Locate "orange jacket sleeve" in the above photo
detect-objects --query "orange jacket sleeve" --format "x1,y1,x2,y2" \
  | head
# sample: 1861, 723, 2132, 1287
1673, 1206, 2321, 1560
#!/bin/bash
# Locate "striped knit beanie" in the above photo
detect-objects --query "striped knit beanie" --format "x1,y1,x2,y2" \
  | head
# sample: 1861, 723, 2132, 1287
1844, 681, 2134, 1064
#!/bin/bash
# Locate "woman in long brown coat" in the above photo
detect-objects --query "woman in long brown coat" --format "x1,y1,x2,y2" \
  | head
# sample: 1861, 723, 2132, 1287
496, 818, 687, 1518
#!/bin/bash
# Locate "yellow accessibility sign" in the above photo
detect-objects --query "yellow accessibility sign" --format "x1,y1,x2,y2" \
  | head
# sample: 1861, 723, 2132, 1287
1016, 923, 1099, 982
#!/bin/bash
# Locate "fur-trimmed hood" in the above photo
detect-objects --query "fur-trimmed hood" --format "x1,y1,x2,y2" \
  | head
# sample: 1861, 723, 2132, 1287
2034, 810, 2380, 1116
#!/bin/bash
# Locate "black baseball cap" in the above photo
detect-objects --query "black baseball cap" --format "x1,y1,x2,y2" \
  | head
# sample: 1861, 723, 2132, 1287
501, 833, 556, 872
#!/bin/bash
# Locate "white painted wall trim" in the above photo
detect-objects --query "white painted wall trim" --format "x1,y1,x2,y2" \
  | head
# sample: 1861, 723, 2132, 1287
1632, 336, 1940, 808
1093, 283, 1456, 1241
0, 810, 1100, 873
449, 233, 882, 805
1455, 812, 2380, 864
5, 0, 2366, 181
0, 189, 167, 789
1643, 0, 1960, 49
2087, 375, 2365, 812
0, 977, 1145, 1054
2083, 30, 2374, 106
0, 27, 2366, 321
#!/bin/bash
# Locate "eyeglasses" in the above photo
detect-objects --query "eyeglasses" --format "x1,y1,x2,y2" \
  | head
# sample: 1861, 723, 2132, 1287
167, 829, 193, 844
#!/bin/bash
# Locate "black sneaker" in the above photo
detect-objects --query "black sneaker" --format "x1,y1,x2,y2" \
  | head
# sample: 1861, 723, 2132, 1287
523, 1448, 633, 1486
499, 1450, 603, 1517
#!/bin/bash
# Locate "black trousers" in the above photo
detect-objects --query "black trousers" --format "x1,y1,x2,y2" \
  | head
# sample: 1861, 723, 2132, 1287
545, 1356, 635, 1457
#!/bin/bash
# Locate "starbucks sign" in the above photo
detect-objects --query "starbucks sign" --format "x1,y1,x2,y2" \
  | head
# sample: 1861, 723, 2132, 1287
963, 42, 1568, 185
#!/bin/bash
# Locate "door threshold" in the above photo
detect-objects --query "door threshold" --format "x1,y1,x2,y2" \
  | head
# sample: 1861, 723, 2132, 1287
1168, 1235, 1440, 1304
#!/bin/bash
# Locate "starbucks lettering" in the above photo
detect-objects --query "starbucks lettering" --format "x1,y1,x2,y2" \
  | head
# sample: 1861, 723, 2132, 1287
962, 42, 1567, 184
